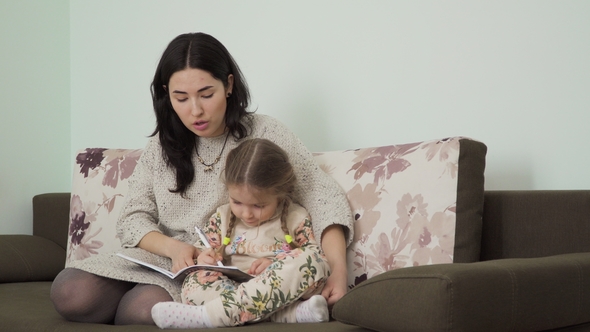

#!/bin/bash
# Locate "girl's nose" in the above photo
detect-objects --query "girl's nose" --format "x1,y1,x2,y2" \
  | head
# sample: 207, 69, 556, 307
242, 208, 254, 220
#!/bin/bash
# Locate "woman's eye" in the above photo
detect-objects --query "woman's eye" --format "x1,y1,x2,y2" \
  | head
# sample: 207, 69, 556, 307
202, 94, 214, 99
176, 98, 188, 103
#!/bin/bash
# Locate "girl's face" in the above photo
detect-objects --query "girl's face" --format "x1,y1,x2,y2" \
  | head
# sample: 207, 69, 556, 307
227, 185, 280, 227
167, 68, 233, 138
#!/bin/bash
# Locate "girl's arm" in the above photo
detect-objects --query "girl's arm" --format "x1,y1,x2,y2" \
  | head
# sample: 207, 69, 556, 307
248, 258, 273, 275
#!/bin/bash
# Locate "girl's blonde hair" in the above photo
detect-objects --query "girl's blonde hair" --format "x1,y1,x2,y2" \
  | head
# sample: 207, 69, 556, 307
221, 138, 298, 252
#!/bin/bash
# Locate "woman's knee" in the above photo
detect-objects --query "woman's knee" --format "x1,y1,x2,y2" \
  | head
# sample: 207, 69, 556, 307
51, 268, 92, 312
50, 268, 133, 323
114, 284, 172, 325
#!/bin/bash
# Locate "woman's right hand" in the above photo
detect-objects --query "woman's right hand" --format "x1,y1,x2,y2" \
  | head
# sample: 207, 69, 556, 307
138, 231, 200, 273
169, 241, 201, 273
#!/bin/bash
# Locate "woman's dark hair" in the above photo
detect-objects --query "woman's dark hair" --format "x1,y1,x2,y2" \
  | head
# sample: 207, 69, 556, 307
150, 32, 252, 195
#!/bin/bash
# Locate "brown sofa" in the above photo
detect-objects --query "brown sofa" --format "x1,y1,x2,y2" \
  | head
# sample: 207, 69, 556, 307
2, 190, 590, 331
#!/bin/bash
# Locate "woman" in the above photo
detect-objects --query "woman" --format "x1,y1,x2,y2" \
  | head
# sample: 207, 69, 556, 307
50, 32, 353, 325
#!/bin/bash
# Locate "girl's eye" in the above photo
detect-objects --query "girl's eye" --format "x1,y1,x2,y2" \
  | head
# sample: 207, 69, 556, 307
254, 205, 264, 209
176, 98, 188, 103
202, 94, 214, 99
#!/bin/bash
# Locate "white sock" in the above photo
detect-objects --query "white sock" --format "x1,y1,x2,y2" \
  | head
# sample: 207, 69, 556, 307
151, 301, 213, 329
269, 303, 297, 323
295, 295, 329, 323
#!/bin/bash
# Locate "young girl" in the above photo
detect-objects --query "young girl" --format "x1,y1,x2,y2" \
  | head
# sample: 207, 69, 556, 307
151, 138, 331, 328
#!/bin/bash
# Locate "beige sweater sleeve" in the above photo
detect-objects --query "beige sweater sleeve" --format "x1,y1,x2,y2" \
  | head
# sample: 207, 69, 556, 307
116, 137, 163, 247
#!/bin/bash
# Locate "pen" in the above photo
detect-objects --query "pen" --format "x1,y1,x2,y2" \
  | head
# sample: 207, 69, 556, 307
195, 226, 224, 266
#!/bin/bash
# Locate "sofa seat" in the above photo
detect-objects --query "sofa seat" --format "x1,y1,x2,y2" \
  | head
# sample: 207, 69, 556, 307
0, 282, 367, 332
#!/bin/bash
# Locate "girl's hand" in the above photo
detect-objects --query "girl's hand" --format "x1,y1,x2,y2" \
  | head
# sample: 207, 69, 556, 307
196, 248, 223, 266
248, 258, 272, 275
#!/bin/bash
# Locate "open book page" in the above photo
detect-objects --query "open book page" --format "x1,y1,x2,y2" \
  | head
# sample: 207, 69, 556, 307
116, 253, 253, 283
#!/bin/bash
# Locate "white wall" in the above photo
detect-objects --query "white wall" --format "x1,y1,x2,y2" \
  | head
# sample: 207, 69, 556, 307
70, 0, 590, 191
0, 1, 70, 234
2, 0, 588, 234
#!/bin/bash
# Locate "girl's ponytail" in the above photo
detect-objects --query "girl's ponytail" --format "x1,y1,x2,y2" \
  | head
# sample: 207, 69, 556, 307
280, 198, 299, 250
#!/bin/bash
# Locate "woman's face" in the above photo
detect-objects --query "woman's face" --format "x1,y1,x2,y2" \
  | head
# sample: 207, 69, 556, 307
167, 68, 233, 138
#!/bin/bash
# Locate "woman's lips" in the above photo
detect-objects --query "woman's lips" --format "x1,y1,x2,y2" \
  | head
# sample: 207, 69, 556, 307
193, 121, 208, 131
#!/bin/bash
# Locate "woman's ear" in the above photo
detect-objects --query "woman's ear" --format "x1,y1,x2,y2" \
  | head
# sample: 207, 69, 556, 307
226, 74, 234, 97
162, 85, 167, 92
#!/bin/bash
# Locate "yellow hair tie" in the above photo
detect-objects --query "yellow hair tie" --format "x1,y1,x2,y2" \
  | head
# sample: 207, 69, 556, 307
223, 237, 231, 245
285, 235, 293, 243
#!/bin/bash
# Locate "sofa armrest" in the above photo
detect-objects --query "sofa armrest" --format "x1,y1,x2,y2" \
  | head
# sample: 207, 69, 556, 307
0, 234, 65, 283
333, 253, 590, 332
33, 193, 70, 251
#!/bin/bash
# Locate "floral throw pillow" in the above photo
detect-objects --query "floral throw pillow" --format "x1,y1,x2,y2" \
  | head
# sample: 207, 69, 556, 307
313, 137, 486, 289
66, 148, 142, 266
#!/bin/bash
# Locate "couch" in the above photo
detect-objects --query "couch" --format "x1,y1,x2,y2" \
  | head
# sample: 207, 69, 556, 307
2, 137, 590, 332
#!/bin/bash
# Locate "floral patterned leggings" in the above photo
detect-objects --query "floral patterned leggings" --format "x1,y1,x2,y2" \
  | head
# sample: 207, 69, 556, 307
181, 247, 330, 327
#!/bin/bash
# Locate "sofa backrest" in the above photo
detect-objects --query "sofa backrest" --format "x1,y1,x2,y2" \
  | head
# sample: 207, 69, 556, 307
65, 137, 487, 288
480, 190, 590, 260
33, 193, 70, 250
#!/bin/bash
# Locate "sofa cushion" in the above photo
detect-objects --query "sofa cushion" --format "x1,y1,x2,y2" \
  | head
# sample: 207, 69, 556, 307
313, 137, 486, 288
332, 252, 590, 332
66, 148, 142, 266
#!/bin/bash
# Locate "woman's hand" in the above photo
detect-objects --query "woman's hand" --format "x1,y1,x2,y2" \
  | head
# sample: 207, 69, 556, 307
320, 225, 349, 307
196, 248, 223, 266
169, 241, 201, 273
248, 258, 273, 275
138, 231, 201, 273
321, 265, 348, 307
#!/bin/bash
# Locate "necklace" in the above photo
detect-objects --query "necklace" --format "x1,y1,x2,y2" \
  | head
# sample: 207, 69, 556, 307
196, 132, 230, 172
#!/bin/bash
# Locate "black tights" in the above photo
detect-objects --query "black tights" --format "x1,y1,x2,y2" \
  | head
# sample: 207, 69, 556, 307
50, 268, 173, 325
